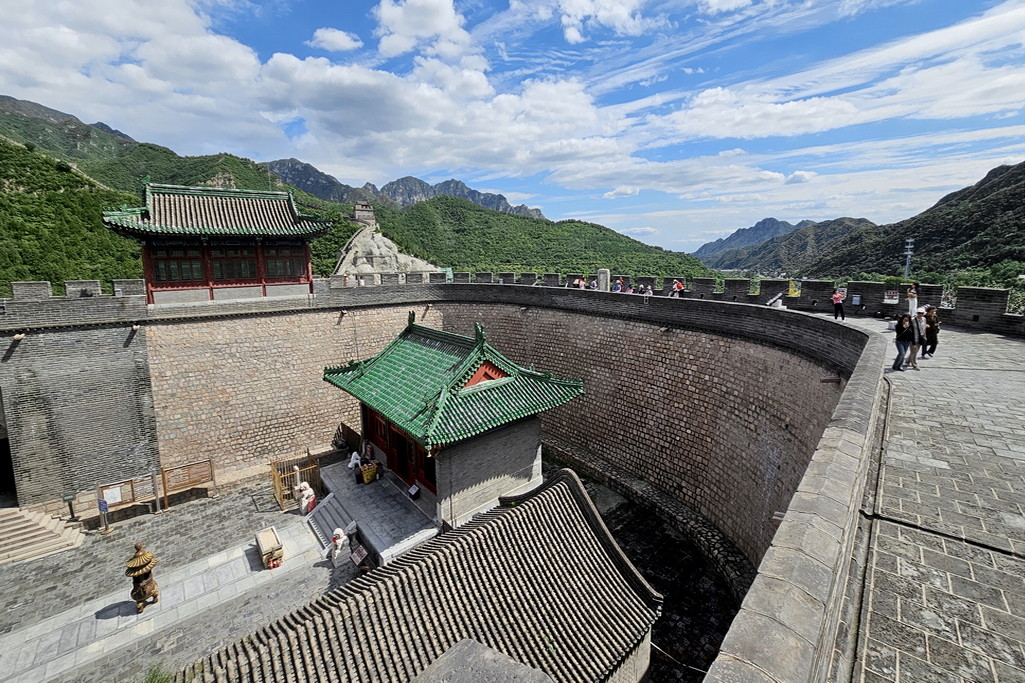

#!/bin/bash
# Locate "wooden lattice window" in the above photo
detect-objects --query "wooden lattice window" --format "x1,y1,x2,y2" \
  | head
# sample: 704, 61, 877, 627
211, 246, 257, 281
151, 247, 203, 283
264, 246, 306, 279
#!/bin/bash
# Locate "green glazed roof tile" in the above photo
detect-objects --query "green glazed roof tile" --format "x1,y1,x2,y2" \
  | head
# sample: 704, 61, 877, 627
102, 183, 332, 238
324, 316, 583, 448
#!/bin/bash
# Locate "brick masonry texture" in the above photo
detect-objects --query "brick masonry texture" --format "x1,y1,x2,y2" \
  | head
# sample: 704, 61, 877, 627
144, 306, 445, 475
0, 325, 160, 504
0, 282, 887, 683
432, 302, 844, 565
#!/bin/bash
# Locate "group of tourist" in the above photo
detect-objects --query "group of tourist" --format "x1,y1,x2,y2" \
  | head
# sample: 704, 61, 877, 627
892, 300, 941, 371
570, 277, 599, 290
609, 278, 655, 295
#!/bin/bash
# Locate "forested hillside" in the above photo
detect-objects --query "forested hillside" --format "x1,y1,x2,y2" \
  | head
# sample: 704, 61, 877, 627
0, 95, 136, 162
803, 162, 1025, 278
373, 195, 711, 277
0, 139, 142, 296
79, 143, 287, 198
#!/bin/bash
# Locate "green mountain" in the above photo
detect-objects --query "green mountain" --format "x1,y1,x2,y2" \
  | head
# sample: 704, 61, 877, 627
708, 218, 875, 273
802, 162, 1025, 278
0, 139, 142, 297
372, 195, 711, 277
0, 95, 138, 164
79, 143, 286, 197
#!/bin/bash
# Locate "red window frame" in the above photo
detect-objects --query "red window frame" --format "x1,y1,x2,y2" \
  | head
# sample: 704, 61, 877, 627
149, 246, 205, 286
210, 245, 259, 283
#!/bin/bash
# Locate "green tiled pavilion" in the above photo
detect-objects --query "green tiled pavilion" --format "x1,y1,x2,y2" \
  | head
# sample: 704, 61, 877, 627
324, 313, 583, 527
324, 313, 583, 450
102, 183, 332, 304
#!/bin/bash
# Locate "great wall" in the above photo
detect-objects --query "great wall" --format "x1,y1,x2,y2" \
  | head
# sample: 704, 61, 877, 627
1, 274, 1022, 682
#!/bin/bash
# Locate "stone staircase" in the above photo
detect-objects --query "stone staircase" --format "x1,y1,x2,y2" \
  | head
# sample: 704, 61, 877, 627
0, 507, 85, 566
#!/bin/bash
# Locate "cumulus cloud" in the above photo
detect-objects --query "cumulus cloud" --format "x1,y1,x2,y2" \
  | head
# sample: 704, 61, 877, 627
307, 28, 364, 51
604, 186, 639, 198
785, 170, 817, 184
374, 0, 473, 58
621, 226, 659, 235
557, 0, 666, 43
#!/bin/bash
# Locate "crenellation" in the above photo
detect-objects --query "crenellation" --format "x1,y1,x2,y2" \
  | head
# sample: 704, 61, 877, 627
63, 280, 103, 298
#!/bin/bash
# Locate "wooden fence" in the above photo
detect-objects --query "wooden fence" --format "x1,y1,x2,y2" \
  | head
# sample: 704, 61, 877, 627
97, 459, 216, 514
270, 449, 321, 511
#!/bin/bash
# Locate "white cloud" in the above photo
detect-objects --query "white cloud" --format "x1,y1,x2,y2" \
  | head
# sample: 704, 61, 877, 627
374, 0, 473, 58
785, 171, 817, 184
699, 0, 753, 15
621, 226, 659, 235
557, 0, 666, 43
648, 1, 1025, 141
307, 28, 364, 52
604, 186, 639, 198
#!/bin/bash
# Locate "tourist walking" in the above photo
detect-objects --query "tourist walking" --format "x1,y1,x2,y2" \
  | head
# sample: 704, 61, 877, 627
906, 283, 919, 316
832, 289, 846, 321
923, 306, 941, 358
906, 307, 928, 370
893, 314, 913, 371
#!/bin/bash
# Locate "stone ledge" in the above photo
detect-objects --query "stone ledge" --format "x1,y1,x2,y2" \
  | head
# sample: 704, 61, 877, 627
708, 331, 888, 683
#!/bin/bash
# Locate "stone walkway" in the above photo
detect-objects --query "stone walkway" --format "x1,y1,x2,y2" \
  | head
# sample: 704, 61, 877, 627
0, 482, 345, 683
840, 315, 1025, 683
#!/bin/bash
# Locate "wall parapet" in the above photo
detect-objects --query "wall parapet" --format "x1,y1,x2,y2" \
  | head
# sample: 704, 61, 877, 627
705, 328, 887, 683
4, 277, 1019, 337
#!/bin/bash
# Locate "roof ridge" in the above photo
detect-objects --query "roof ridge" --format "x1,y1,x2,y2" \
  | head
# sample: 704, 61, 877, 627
146, 182, 293, 200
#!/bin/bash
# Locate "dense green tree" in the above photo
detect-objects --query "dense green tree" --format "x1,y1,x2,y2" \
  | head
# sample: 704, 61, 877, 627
0, 140, 142, 296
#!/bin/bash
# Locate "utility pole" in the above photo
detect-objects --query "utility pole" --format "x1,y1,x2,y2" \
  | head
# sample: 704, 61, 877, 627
904, 238, 914, 280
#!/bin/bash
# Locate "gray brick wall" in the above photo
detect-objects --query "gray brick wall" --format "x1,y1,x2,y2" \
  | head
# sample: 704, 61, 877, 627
0, 325, 160, 505
436, 417, 542, 527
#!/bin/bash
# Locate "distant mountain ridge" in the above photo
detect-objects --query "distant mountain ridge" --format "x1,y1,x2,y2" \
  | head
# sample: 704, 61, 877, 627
368, 176, 546, 219
708, 217, 876, 273
268, 158, 547, 220
263, 158, 386, 206
693, 217, 813, 263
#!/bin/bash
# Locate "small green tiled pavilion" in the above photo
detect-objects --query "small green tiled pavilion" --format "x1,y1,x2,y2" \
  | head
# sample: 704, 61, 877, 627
324, 313, 583, 527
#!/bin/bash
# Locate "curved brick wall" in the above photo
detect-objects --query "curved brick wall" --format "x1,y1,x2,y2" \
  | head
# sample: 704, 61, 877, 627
143, 288, 853, 569
3, 284, 881, 682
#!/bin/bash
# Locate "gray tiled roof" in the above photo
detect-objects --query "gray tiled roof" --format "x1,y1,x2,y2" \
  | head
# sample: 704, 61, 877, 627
177, 470, 662, 683
102, 184, 332, 238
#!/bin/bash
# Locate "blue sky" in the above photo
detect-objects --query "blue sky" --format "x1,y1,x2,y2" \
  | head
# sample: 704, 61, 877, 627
1, 0, 1023, 252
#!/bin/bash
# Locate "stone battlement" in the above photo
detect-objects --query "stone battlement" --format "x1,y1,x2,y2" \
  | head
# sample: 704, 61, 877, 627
2, 276, 1021, 337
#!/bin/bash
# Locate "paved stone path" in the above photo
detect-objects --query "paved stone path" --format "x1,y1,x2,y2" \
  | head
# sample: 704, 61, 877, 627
0, 502, 328, 683
841, 315, 1025, 683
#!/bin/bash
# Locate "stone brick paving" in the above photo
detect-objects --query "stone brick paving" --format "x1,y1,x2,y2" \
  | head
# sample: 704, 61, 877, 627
846, 317, 1025, 683
0, 481, 300, 636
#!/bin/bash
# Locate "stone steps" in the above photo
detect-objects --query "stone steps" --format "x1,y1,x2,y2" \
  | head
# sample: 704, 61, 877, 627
0, 508, 85, 566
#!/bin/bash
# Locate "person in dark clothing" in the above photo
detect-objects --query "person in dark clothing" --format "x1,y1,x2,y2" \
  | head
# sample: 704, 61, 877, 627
923, 306, 941, 358
893, 314, 913, 371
